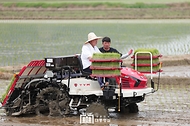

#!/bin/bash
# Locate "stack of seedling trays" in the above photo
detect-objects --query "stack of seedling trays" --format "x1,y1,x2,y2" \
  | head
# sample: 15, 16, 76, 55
90, 53, 122, 77
131, 48, 162, 74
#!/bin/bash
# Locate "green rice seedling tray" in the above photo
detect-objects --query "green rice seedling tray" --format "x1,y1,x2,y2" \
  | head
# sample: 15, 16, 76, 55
131, 48, 162, 74
131, 59, 160, 66
131, 62, 160, 67
91, 61, 120, 69
136, 66, 160, 71
92, 69, 121, 77
90, 66, 122, 70
131, 55, 162, 59
134, 48, 160, 55
137, 69, 163, 74
131, 48, 162, 59
91, 59, 122, 62
91, 69, 120, 77
91, 74, 120, 77
92, 53, 120, 60
91, 53, 121, 77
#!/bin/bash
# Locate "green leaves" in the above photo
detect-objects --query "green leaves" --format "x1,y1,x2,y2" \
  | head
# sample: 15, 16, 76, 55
2, 2, 168, 9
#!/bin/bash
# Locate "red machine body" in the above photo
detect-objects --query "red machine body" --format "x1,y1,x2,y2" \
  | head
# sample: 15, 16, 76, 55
121, 67, 147, 89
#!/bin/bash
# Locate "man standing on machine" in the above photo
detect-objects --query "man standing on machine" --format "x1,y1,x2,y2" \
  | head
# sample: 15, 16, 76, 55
98, 37, 122, 89
99, 37, 133, 89
99, 37, 122, 56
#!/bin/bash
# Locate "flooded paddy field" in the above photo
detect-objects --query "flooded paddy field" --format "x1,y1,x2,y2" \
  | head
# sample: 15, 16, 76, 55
1, 55, 190, 126
0, 79, 190, 126
0, 20, 190, 66
0, 20, 190, 125
0, 69, 190, 125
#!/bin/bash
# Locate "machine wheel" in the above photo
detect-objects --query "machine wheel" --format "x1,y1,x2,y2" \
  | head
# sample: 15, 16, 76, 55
86, 102, 108, 117
5, 108, 13, 116
128, 103, 139, 113
35, 87, 70, 116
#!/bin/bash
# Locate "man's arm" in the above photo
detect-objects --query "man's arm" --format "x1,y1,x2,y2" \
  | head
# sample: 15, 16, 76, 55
81, 45, 92, 60
120, 49, 133, 59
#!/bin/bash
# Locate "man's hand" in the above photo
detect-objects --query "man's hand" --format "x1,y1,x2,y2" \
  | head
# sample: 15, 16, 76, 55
88, 57, 92, 61
128, 49, 133, 56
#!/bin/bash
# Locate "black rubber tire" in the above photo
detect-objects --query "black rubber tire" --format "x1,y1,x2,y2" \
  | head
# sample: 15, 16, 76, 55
128, 103, 139, 113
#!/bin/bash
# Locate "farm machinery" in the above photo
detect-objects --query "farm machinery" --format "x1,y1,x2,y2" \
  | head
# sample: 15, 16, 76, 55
0, 49, 162, 117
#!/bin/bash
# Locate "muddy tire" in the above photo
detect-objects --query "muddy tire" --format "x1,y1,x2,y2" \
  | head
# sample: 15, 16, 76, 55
35, 87, 70, 116
86, 102, 108, 117
128, 103, 139, 113
5, 108, 13, 116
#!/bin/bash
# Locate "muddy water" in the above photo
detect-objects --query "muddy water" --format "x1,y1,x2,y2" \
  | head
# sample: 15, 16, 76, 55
0, 79, 190, 126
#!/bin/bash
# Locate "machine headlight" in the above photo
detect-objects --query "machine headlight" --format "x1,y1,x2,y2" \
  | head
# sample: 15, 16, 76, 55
46, 58, 53, 63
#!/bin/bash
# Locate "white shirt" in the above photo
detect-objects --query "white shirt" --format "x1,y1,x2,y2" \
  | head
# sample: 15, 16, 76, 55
81, 43, 101, 69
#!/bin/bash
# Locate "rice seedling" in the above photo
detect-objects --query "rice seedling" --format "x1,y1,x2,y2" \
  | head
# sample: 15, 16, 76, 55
91, 53, 121, 76
132, 48, 161, 73
0, 74, 15, 103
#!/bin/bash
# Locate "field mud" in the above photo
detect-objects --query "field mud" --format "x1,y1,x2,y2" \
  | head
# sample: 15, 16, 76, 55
0, 54, 190, 126
0, 83, 189, 126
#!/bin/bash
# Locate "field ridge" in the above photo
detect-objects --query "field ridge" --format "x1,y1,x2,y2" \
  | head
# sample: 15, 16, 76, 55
0, 2, 190, 19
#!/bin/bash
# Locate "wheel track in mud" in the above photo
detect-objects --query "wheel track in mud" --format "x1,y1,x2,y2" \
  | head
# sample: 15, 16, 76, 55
86, 102, 109, 117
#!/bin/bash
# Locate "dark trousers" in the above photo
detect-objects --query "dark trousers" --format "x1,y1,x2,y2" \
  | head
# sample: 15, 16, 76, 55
83, 66, 92, 74
98, 77, 109, 87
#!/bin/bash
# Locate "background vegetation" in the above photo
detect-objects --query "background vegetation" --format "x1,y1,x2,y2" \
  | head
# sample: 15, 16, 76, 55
0, 0, 190, 19
0, 0, 190, 3
1, 2, 169, 8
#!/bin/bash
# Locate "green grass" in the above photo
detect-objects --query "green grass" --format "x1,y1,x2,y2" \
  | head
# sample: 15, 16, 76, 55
0, 2, 189, 20
0, 0, 190, 20
1, 2, 169, 8
0, 68, 9, 73
0, 0, 190, 4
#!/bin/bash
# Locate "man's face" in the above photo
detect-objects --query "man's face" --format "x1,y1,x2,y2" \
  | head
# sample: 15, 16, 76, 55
90, 39, 98, 47
102, 41, 110, 50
